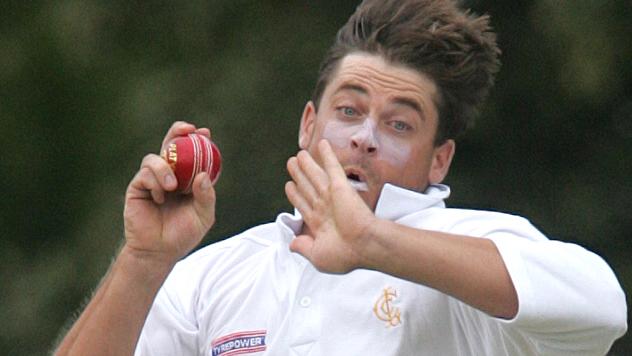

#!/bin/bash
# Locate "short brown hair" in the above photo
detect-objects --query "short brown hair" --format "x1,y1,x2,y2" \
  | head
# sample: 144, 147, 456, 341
311, 0, 501, 144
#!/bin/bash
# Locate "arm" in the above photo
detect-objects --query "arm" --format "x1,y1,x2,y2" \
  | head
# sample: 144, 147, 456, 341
364, 220, 517, 318
54, 122, 216, 356
54, 247, 176, 355
286, 140, 627, 351
285, 139, 517, 318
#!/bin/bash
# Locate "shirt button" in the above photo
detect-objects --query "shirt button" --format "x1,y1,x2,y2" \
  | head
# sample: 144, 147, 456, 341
299, 296, 311, 308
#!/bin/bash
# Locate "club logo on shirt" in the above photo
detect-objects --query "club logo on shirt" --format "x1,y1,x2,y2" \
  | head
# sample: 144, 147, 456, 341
373, 287, 402, 327
211, 330, 267, 356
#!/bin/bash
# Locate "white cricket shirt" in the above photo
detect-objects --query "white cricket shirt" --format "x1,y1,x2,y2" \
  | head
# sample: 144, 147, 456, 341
136, 184, 627, 356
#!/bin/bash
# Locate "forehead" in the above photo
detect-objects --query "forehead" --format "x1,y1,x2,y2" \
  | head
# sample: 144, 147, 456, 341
325, 53, 439, 104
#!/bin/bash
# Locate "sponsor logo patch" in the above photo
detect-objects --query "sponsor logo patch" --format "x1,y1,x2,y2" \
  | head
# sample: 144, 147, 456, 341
211, 330, 267, 356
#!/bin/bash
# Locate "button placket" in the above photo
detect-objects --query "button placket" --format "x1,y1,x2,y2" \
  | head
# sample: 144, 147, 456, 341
288, 264, 321, 354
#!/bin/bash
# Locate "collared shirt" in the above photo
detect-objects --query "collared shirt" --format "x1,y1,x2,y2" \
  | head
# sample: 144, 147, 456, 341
136, 184, 627, 356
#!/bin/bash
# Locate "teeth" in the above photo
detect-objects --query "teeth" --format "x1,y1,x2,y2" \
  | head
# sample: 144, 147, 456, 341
347, 178, 368, 192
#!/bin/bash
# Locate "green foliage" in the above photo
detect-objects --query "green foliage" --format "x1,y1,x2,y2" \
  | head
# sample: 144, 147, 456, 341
0, 0, 630, 354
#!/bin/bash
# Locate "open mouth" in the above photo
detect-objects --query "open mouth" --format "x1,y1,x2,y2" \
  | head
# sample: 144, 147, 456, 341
346, 172, 368, 192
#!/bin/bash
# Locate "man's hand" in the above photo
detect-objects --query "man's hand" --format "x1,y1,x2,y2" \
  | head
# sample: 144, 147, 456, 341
55, 121, 218, 356
124, 121, 217, 264
285, 139, 377, 273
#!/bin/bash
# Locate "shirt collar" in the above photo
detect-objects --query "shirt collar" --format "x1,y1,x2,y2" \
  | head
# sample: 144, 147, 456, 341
277, 183, 450, 240
374, 183, 450, 221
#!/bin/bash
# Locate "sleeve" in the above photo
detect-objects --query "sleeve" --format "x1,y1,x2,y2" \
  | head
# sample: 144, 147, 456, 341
134, 259, 201, 356
488, 221, 628, 355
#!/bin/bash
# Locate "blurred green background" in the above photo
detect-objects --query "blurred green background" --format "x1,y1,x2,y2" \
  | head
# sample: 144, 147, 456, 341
1, 0, 630, 354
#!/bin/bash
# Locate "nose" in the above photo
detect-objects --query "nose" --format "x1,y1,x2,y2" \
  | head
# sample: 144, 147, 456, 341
350, 120, 378, 154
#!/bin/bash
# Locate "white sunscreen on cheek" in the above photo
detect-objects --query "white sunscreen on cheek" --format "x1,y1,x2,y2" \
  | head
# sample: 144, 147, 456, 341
378, 134, 412, 169
322, 121, 355, 148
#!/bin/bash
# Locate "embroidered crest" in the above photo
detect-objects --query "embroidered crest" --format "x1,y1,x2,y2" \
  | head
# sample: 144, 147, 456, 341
211, 330, 267, 356
373, 287, 402, 327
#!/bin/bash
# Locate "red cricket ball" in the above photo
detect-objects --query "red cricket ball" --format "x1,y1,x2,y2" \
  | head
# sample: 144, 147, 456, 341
161, 133, 222, 193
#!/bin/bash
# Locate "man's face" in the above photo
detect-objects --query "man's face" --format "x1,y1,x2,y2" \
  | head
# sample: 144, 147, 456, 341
299, 53, 455, 210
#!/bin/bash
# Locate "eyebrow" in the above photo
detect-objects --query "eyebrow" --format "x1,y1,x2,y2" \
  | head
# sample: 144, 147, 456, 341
333, 83, 368, 97
393, 97, 425, 121
333, 83, 426, 120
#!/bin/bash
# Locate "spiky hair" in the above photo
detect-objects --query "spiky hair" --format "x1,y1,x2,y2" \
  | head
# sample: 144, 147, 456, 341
312, 0, 501, 144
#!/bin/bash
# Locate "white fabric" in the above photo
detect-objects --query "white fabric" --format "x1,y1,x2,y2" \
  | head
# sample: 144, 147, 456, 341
136, 184, 627, 356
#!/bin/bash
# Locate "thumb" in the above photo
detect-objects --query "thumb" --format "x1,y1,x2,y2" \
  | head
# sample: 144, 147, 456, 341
192, 172, 216, 231
289, 234, 314, 260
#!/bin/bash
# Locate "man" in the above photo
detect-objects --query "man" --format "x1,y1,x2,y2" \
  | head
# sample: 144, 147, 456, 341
55, 0, 627, 355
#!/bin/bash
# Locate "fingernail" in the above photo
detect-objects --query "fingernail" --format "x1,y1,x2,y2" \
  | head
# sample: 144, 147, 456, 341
165, 174, 175, 186
201, 174, 212, 191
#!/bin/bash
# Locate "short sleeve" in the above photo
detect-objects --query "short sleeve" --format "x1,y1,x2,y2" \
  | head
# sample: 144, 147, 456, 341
488, 225, 627, 355
134, 261, 201, 355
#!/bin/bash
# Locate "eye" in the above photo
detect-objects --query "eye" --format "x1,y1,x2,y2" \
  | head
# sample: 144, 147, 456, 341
390, 120, 412, 132
338, 106, 358, 118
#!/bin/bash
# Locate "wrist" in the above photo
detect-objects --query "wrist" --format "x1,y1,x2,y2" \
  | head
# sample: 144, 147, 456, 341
118, 244, 178, 283
354, 216, 390, 271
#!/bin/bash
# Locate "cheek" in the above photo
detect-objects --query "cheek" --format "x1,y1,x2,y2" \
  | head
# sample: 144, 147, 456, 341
322, 121, 355, 149
376, 135, 412, 169
376, 139, 433, 190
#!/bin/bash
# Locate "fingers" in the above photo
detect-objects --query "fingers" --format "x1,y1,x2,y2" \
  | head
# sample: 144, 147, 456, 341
318, 140, 347, 185
287, 140, 347, 198
161, 121, 212, 150
128, 154, 177, 203
127, 166, 161, 202
289, 234, 314, 260
286, 149, 334, 224
286, 144, 342, 217
161, 121, 195, 149
287, 149, 330, 196
285, 181, 312, 219
142, 154, 178, 191
129, 122, 214, 204
287, 156, 319, 204
195, 127, 211, 140
297, 150, 330, 194
191, 172, 216, 231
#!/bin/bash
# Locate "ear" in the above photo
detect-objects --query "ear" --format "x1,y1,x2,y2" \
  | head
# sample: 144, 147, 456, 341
298, 101, 317, 149
428, 139, 455, 184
